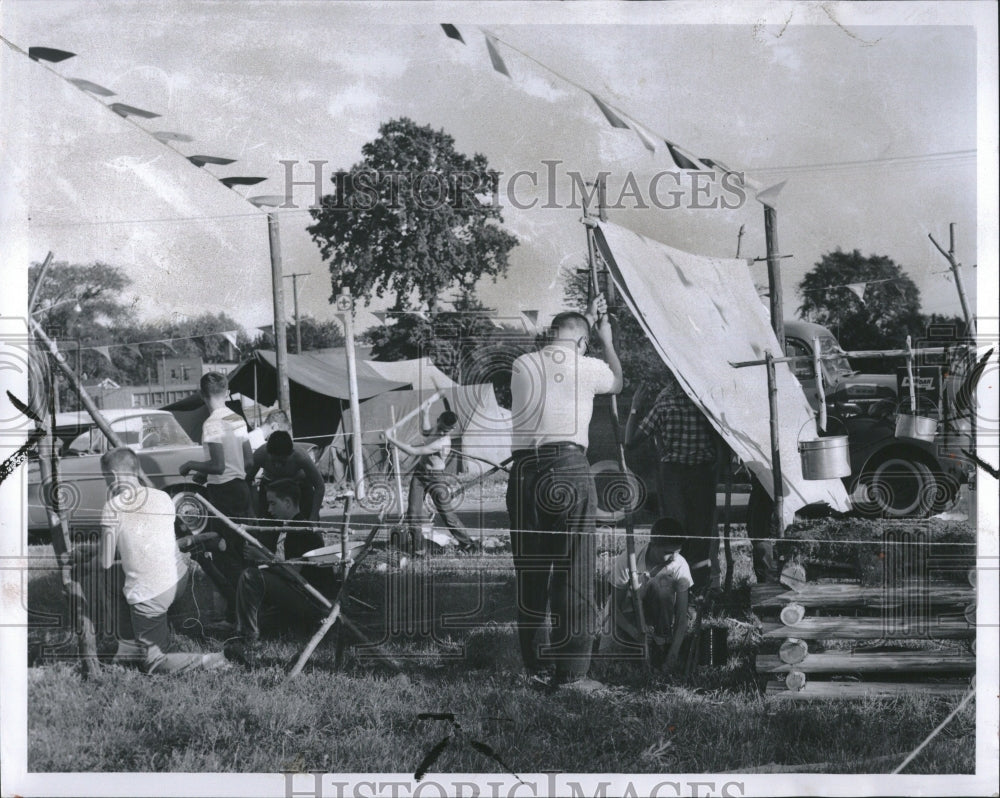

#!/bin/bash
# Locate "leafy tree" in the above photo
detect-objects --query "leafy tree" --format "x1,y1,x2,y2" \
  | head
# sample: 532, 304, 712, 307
562, 263, 669, 393
796, 249, 925, 352
252, 316, 345, 353
363, 291, 532, 390
307, 117, 518, 312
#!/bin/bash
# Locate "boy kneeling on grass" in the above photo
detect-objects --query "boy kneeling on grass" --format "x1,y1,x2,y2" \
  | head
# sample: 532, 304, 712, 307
607, 517, 691, 672
92, 447, 227, 674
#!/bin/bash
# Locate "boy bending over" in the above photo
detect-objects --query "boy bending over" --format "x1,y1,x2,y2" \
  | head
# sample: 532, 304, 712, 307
607, 517, 691, 671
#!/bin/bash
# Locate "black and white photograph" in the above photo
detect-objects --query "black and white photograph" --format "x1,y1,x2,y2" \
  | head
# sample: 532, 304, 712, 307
0, 2, 997, 796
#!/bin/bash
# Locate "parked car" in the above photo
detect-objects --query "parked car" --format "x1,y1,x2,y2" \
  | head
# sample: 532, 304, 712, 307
27, 409, 208, 540
27, 408, 320, 541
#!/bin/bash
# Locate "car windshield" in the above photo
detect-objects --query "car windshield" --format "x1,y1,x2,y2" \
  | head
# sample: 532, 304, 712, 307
112, 414, 193, 449
818, 335, 855, 382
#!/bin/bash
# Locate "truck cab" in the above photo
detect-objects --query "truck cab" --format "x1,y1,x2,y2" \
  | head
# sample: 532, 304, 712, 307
779, 320, 974, 520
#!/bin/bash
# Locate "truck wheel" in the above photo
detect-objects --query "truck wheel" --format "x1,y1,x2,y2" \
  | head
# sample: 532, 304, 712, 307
852, 457, 935, 518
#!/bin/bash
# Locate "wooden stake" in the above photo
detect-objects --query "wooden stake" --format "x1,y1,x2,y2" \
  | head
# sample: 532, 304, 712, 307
812, 335, 827, 432
928, 224, 976, 338
764, 351, 784, 538
905, 335, 917, 413
389, 406, 405, 514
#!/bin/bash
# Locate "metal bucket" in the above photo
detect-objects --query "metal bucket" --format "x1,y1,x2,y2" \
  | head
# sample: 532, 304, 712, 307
798, 435, 851, 480
894, 413, 938, 442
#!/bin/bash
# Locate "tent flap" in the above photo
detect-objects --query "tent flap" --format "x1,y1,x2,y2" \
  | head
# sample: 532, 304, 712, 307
593, 221, 851, 526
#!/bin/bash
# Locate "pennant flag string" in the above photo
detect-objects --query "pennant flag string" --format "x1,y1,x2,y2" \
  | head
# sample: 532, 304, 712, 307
1, 33, 279, 211
441, 26, 778, 198
70, 329, 246, 353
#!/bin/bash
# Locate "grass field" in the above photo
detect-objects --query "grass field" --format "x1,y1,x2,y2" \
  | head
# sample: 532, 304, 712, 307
25, 521, 977, 775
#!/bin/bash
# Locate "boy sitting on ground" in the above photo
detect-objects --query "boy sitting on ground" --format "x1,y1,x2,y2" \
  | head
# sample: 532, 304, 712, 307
606, 517, 692, 672
94, 447, 226, 673
225, 479, 340, 667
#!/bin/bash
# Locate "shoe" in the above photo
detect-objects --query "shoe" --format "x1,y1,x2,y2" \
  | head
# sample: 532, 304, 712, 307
555, 676, 607, 694
223, 638, 259, 669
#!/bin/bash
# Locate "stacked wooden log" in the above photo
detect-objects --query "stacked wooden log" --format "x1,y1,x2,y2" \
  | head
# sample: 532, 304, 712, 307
753, 572, 975, 700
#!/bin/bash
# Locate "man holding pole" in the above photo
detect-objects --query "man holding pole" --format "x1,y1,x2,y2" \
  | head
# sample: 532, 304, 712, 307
507, 294, 622, 692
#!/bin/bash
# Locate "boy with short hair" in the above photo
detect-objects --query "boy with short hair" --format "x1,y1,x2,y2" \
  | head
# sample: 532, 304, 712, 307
607, 517, 692, 671
99, 447, 226, 673
180, 372, 255, 598
385, 407, 478, 554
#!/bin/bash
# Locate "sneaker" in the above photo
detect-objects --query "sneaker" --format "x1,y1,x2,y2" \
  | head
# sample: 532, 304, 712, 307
555, 676, 607, 694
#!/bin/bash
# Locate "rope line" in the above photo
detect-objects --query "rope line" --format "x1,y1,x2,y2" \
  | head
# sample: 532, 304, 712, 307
891, 686, 975, 774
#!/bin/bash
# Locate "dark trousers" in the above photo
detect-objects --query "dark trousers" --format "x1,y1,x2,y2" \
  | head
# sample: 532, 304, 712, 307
507, 445, 599, 681
405, 468, 475, 550
235, 567, 327, 642
206, 479, 255, 605
658, 461, 716, 582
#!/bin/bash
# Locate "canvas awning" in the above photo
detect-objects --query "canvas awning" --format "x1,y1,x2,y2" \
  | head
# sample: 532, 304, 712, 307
592, 220, 851, 526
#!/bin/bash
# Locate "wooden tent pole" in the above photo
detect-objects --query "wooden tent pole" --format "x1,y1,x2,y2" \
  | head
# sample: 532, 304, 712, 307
765, 351, 784, 538
582, 184, 651, 670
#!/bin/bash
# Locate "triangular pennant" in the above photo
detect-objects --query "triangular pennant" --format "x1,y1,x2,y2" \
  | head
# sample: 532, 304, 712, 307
590, 94, 629, 129
153, 131, 195, 143
220, 330, 239, 348
630, 122, 658, 152
126, 345, 142, 356
89, 345, 113, 364
845, 283, 867, 303
188, 155, 237, 167
755, 180, 787, 208
521, 310, 539, 328
219, 176, 267, 188
108, 103, 161, 120
441, 24, 465, 44
68, 78, 115, 97
484, 34, 510, 77
371, 310, 388, 323
28, 47, 76, 63
664, 141, 703, 170
160, 340, 176, 353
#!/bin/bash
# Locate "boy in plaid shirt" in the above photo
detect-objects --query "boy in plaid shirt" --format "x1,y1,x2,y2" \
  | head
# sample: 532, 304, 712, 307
626, 373, 723, 589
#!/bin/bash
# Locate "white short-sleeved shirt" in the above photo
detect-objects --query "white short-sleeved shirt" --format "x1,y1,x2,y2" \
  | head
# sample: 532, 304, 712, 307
509, 344, 615, 450
101, 487, 185, 605
609, 542, 693, 594
201, 407, 249, 485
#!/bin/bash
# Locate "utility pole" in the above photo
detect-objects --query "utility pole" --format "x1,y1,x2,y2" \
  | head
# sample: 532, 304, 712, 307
928, 223, 976, 339
283, 272, 312, 354
266, 211, 292, 421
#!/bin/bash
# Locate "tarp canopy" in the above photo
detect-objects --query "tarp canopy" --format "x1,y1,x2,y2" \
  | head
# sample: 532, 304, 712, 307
593, 220, 851, 526
365, 357, 458, 391
225, 349, 409, 446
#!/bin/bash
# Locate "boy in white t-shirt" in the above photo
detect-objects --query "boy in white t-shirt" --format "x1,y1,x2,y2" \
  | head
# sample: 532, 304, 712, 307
99, 447, 226, 673
607, 517, 692, 672
180, 371, 255, 605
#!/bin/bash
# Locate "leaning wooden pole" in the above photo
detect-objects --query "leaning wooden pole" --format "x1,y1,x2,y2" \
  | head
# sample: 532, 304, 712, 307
582, 189, 651, 669
765, 351, 784, 538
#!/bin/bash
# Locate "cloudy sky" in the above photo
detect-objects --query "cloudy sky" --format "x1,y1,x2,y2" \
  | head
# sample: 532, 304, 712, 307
1, 1, 995, 334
